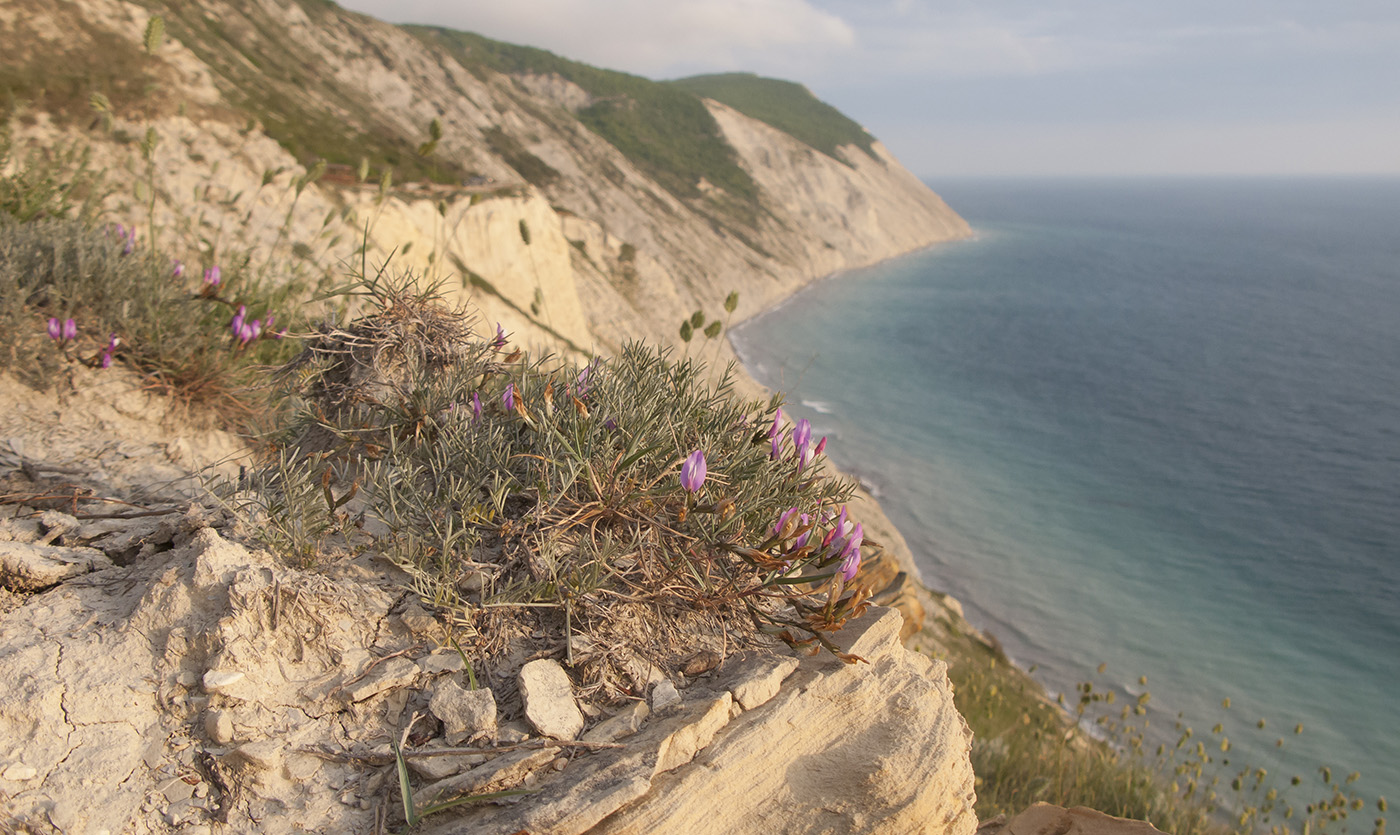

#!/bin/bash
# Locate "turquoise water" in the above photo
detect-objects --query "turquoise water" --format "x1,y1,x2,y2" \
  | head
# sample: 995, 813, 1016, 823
731, 178, 1400, 810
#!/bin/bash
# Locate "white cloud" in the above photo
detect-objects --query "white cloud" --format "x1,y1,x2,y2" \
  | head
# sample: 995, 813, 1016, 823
339, 0, 857, 78
854, 21, 1154, 78
808, 0, 1400, 81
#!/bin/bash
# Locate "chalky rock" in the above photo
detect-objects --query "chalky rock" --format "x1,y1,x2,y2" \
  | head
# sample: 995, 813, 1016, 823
417, 649, 466, 676
2, 763, 38, 781
201, 669, 246, 695
414, 607, 977, 835
582, 701, 650, 744
396, 600, 438, 635
0, 541, 112, 591
726, 654, 799, 711
205, 709, 235, 744
649, 679, 681, 712
232, 739, 283, 773
408, 748, 487, 781
428, 678, 498, 744
518, 659, 584, 740
341, 656, 419, 703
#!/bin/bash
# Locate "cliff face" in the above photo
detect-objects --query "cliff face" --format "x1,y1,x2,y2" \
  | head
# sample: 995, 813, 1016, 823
2, 2, 980, 832
2, 0, 969, 359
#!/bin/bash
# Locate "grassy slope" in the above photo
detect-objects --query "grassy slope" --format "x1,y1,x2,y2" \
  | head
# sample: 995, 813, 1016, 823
669, 72, 877, 162
914, 601, 1231, 833
0, 0, 164, 124
154, 0, 465, 184
0, 0, 461, 184
404, 26, 759, 204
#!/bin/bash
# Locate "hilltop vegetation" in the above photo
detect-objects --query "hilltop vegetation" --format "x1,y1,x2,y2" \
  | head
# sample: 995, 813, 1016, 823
406, 27, 759, 203
670, 72, 877, 162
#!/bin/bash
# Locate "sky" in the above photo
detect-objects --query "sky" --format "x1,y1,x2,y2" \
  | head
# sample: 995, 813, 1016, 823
335, 0, 1400, 178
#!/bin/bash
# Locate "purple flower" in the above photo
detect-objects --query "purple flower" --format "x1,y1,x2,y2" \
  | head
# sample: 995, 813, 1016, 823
793, 514, 813, 550
839, 523, 864, 581
769, 433, 783, 461
774, 507, 800, 538
767, 407, 783, 439
121, 227, 135, 255
471, 392, 482, 423
100, 350, 113, 369
575, 359, 599, 398
230, 308, 260, 346
62, 318, 77, 341
172, 260, 184, 279
502, 383, 516, 412
492, 322, 506, 350
204, 266, 221, 288
604, 418, 618, 432
814, 436, 827, 457
106, 333, 119, 352
792, 419, 812, 452
234, 319, 259, 346
680, 449, 707, 493
46, 318, 61, 341
822, 505, 851, 551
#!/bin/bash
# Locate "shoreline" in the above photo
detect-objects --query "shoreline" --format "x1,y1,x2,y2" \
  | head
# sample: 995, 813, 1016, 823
721, 230, 1000, 642
726, 232, 978, 333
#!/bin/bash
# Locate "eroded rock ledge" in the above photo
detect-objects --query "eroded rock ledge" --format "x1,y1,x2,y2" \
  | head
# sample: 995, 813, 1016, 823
0, 517, 975, 834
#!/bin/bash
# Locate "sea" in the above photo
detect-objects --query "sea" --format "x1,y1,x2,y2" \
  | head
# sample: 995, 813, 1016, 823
730, 177, 1400, 812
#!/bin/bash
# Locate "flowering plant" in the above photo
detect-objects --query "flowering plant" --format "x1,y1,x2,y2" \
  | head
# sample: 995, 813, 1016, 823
240, 277, 875, 702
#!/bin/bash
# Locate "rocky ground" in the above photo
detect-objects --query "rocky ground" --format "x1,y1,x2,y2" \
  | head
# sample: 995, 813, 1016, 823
0, 368, 979, 835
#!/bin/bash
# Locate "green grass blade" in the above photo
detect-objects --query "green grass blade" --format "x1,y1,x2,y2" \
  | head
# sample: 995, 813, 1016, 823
391, 738, 418, 827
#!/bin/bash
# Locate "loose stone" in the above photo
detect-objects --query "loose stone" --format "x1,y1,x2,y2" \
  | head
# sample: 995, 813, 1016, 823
428, 678, 498, 745
518, 659, 584, 740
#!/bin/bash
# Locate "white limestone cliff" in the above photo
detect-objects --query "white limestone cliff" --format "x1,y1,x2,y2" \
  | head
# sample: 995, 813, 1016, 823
1, 1, 981, 831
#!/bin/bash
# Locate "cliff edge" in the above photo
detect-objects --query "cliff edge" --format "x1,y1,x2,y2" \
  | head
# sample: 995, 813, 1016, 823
1, 1, 978, 831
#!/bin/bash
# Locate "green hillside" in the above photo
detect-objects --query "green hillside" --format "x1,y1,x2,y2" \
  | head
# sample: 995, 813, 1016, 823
669, 73, 877, 162
406, 27, 758, 203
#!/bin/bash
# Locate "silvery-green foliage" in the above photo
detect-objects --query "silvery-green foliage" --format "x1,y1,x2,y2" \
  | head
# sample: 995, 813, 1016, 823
249, 276, 865, 681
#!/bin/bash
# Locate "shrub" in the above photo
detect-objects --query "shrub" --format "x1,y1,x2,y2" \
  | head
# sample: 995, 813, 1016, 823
0, 216, 302, 416
236, 274, 870, 701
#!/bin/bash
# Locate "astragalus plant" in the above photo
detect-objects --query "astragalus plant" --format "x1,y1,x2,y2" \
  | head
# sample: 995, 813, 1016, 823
245, 274, 873, 701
